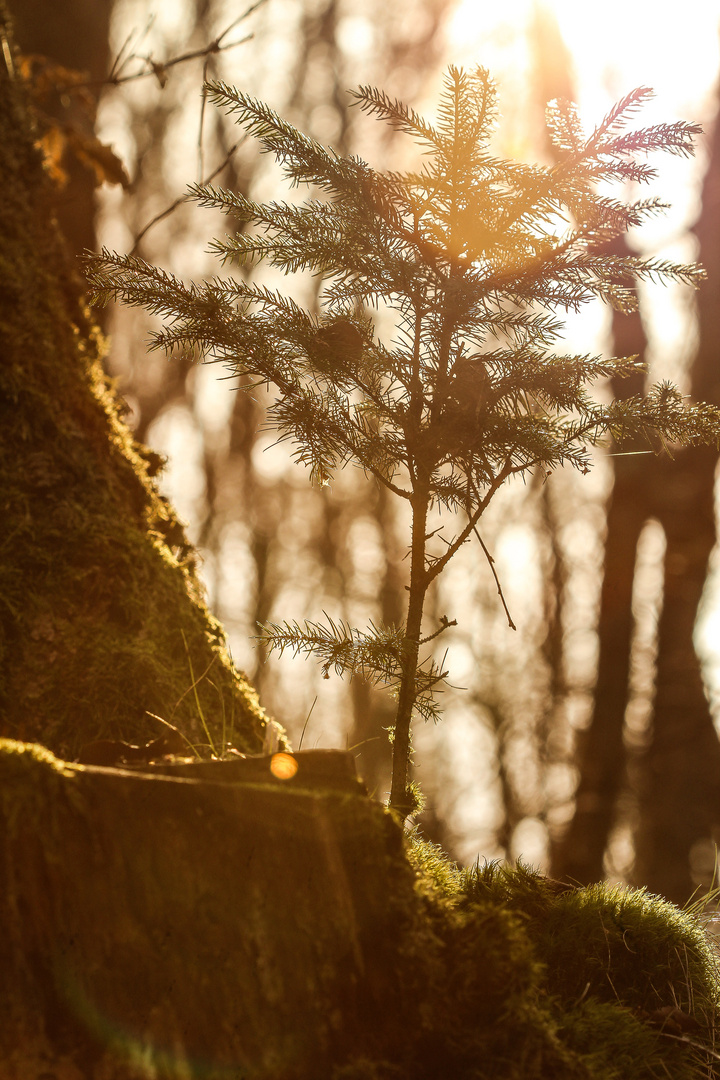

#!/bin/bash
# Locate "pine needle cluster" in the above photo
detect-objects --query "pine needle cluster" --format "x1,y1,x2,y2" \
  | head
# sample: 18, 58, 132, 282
84, 66, 720, 819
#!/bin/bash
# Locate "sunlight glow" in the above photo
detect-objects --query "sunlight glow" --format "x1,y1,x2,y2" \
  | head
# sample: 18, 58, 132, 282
442, 2, 719, 281
447, 0, 720, 123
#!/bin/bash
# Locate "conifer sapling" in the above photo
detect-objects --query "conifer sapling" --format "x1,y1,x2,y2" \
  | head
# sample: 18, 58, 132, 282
85, 67, 720, 821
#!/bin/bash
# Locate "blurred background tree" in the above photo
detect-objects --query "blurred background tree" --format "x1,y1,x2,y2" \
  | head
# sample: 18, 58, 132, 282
12, 0, 720, 903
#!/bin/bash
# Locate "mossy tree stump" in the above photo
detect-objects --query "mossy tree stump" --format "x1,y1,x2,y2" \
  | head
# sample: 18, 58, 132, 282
0, 740, 410, 1079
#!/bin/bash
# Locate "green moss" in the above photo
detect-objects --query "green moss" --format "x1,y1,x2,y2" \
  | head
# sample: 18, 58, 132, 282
559, 999, 686, 1080
0, 738, 82, 845
459, 860, 719, 1017
0, 33, 271, 759
341, 840, 720, 1079
0, 737, 76, 790
405, 829, 463, 903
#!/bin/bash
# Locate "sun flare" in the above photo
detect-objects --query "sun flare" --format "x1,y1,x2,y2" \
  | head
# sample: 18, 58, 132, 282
447, 0, 720, 130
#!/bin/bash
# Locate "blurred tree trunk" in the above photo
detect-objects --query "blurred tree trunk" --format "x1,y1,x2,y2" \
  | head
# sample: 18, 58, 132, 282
552, 104, 720, 900
10, 0, 112, 256
635, 446, 719, 899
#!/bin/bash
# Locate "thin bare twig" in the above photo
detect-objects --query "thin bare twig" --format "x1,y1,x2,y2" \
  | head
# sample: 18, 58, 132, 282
110, 32, 254, 89
424, 457, 515, 585
130, 137, 248, 255
86, 0, 268, 90
473, 526, 517, 631
198, 60, 212, 182
108, 16, 156, 83
215, 1, 268, 46
419, 614, 457, 646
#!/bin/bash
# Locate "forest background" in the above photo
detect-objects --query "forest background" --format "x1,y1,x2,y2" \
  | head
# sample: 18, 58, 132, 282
12, 0, 720, 905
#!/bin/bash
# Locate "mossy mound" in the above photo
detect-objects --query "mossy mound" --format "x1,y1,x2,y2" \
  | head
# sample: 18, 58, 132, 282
0, 10, 270, 759
460, 859, 719, 1013
335, 837, 720, 1080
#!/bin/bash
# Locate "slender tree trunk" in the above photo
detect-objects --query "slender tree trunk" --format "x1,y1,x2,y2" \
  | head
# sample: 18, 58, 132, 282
348, 486, 403, 799
389, 490, 429, 816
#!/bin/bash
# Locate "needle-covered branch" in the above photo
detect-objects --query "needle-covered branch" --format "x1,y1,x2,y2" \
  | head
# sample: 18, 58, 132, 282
260, 617, 447, 723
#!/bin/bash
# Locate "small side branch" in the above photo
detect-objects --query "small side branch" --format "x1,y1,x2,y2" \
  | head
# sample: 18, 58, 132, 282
420, 614, 457, 646
99, 1, 268, 89
474, 527, 516, 631
425, 456, 515, 584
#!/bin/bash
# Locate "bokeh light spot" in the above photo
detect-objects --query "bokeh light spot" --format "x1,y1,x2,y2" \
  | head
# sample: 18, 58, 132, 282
270, 752, 299, 780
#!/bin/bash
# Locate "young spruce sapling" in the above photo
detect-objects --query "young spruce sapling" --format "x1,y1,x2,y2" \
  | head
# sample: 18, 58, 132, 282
85, 67, 720, 821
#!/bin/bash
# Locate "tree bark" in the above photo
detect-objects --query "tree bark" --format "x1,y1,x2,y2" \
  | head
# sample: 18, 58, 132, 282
9, 0, 112, 257
0, 6, 269, 759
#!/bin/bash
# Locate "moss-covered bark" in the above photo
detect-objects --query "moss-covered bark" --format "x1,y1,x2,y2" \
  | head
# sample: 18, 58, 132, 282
0, 8, 269, 759
0, 740, 410, 1079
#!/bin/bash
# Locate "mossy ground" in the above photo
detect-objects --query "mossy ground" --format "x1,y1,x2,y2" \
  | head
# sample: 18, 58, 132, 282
2, 738, 719, 1079
0, 14, 272, 760
334, 835, 720, 1080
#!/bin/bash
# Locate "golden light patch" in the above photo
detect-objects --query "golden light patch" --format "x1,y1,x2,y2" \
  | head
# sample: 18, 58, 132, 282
270, 752, 298, 781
